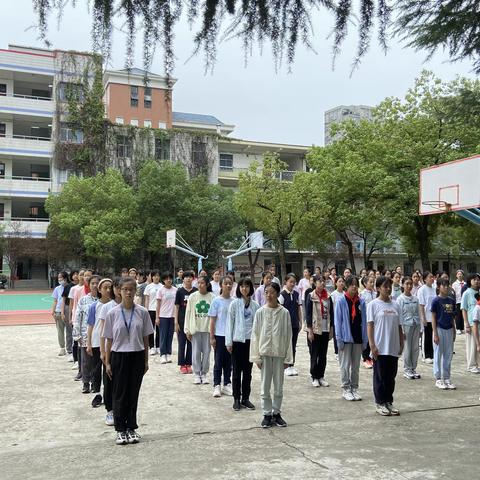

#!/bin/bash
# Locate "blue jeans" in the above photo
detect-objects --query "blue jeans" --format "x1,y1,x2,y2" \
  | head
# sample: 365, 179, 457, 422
433, 327, 454, 380
159, 317, 174, 356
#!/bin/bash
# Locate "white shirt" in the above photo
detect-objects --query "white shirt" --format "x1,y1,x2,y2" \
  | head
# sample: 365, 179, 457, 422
211, 280, 221, 296
417, 285, 436, 323
144, 282, 163, 311
367, 299, 401, 357
330, 290, 345, 305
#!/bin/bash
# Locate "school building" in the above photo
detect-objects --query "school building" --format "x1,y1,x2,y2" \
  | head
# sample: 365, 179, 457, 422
0, 44, 477, 286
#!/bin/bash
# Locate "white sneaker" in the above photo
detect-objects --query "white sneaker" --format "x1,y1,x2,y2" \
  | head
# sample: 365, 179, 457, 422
284, 367, 293, 376
115, 431, 128, 445
319, 378, 329, 387
468, 367, 480, 374
58, 348, 66, 356
193, 375, 202, 385
351, 389, 362, 401
156, 348, 161, 354
201, 374, 210, 384
456, 329, 462, 335
342, 389, 355, 401
222, 383, 233, 396
311, 379, 320, 388
67, 354, 74, 362
386, 403, 400, 415
444, 379, 456, 390
213, 385, 222, 397
149, 347, 157, 356
424, 358, 433, 364
71, 362, 78, 370
166, 354, 172, 363
376, 404, 391, 416
105, 411, 114, 426
160, 355, 167, 364
403, 371, 415, 380
435, 379, 447, 389
412, 370, 421, 379
291, 367, 298, 376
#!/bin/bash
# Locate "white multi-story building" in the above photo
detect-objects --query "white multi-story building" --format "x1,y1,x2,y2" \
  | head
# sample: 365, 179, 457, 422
324, 104, 373, 145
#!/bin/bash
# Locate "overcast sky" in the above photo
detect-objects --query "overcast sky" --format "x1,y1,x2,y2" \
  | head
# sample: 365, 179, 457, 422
1, 1, 476, 145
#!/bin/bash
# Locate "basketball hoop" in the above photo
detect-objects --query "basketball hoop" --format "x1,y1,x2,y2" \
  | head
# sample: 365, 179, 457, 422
421, 200, 452, 213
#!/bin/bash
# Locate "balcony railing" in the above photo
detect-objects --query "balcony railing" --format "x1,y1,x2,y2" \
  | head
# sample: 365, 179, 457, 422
218, 166, 297, 182
0, 92, 54, 117
10, 217, 49, 222
12, 134, 51, 141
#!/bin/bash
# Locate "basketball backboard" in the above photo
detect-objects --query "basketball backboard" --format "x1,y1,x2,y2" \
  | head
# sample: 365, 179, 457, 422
419, 155, 480, 215
166, 229, 176, 248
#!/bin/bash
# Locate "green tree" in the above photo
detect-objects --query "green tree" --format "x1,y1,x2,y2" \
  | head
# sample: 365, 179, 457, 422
45, 169, 142, 270
235, 154, 303, 278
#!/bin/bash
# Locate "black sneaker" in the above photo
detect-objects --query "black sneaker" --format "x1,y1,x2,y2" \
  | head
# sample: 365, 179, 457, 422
261, 415, 273, 428
82, 383, 90, 394
273, 413, 287, 427
240, 399, 255, 410
74, 372, 82, 381
233, 399, 241, 411
91, 394, 103, 408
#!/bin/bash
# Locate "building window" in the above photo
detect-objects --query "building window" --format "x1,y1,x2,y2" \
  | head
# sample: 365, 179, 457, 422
219, 153, 233, 170
0, 84, 6, 96
130, 85, 139, 107
155, 137, 170, 160
144, 120, 152, 128
0, 203, 4, 219
116, 135, 132, 158
130, 119, 139, 127
59, 123, 83, 143
115, 117, 124, 125
29, 203, 46, 218
144, 87, 152, 108
0, 162, 5, 178
58, 82, 84, 102
192, 141, 207, 165
0, 123, 5, 137
467, 262, 477, 274
158, 122, 166, 129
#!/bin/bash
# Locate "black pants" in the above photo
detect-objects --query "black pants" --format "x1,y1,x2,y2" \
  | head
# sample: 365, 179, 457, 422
373, 355, 398, 405
111, 350, 145, 432
177, 322, 192, 366
159, 317, 174, 356
213, 335, 232, 386
423, 322, 433, 359
308, 333, 329, 380
290, 327, 300, 366
455, 304, 463, 331
103, 363, 113, 412
73, 340, 79, 363
81, 346, 91, 384
231, 340, 253, 400
148, 311, 159, 349
90, 347, 102, 391
362, 344, 371, 361
332, 324, 339, 354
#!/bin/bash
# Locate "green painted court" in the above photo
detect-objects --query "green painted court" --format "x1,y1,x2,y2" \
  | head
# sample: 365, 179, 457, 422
0, 293, 52, 312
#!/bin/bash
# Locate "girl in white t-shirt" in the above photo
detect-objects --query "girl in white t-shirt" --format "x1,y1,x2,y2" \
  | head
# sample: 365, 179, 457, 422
143, 270, 162, 355
156, 272, 178, 364
417, 272, 436, 363
367, 276, 404, 417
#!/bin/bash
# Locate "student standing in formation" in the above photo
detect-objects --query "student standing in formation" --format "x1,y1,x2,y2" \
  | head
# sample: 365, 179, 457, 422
51, 272, 69, 356
156, 272, 178, 365
87, 278, 113, 407
367, 276, 404, 416
175, 271, 196, 374
431, 279, 457, 390
397, 277, 421, 380
74, 275, 100, 394
305, 275, 333, 388
334, 276, 367, 401
461, 273, 480, 373
418, 272, 436, 364
69, 269, 85, 378
210, 269, 222, 296
184, 276, 214, 384
279, 274, 302, 376
99, 278, 122, 426
452, 270, 465, 334
104, 277, 154, 445
269, 265, 281, 285
209, 276, 234, 397
226, 278, 260, 411
60, 271, 75, 361
134, 271, 148, 306
250, 282, 293, 428
473, 297, 480, 399
330, 276, 346, 359
254, 272, 273, 306
298, 268, 312, 310
391, 272, 402, 301
360, 276, 376, 369
226, 270, 238, 298
143, 270, 162, 356
411, 271, 422, 296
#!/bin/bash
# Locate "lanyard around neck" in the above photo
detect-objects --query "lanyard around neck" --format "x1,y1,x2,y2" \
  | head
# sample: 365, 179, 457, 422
121, 305, 135, 334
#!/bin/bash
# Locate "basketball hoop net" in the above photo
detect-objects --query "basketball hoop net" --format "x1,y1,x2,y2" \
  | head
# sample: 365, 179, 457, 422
421, 200, 452, 213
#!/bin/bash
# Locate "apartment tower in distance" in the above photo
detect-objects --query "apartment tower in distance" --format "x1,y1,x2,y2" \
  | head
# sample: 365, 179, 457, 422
324, 105, 373, 145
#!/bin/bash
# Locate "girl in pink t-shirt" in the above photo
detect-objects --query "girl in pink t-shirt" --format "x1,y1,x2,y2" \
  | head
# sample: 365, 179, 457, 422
156, 272, 178, 364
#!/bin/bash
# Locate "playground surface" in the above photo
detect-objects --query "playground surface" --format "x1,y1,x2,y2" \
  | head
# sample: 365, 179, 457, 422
1, 321, 479, 479
0, 290, 53, 326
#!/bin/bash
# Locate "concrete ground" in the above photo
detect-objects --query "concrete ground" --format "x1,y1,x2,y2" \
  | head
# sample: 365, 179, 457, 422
1, 324, 479, 480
